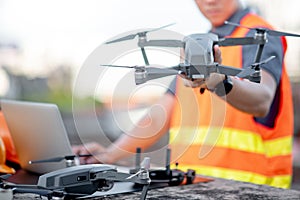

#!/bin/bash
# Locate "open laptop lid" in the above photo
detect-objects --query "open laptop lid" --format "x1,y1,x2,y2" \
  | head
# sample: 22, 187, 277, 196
1, 99, 74, 174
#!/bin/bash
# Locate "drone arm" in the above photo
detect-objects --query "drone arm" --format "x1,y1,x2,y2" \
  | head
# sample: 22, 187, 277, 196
93, 171, 129, 181
135, 67, 179, 84
254, 43, 265, 63
217, 37, 264, 46
1, 182, 57, 198
140, 184, 150, 200
139, 40, 184, 48
184, 64, 243, 80
93, 171, 150, 185
216, 64, 243, 76
93, 170, 150, 200
141, 47, 149, 65
138, 39, 183, 66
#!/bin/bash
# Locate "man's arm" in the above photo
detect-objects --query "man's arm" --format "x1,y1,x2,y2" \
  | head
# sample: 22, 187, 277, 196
226, 70, 276, 117
73, 93, 175, 164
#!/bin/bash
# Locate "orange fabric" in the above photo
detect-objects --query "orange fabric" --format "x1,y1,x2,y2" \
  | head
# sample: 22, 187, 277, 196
169, 13, 293, 188
0, 112, 19, 164
0, 137, 15, 174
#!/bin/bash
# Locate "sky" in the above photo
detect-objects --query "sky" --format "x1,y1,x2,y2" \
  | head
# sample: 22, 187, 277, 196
0, 0, 211, 99
0, 0, 210, 70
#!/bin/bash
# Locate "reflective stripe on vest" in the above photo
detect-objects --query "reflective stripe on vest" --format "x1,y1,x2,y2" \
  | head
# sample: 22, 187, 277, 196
0, 112, 19, 164
169, 126, 292, 157
169, 126, 292, 188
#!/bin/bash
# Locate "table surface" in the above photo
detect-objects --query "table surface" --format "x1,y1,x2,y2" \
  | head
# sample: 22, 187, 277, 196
8, 170, 300, 200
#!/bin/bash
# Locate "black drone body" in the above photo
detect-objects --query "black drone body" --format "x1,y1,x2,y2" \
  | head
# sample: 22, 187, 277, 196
1, 162, 151, 200
37, 164, 117, 197
0, 149, 197, 200
102, 22, 300, 85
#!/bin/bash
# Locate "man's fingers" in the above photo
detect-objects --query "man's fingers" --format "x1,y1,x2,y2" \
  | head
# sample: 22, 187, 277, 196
182, 78, 206, 88
84, 142, 105, 152
214, 45, 222, 63
85, 156, 104, 164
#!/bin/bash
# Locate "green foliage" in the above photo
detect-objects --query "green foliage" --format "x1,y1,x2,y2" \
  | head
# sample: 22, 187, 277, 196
21, 89, 103, 113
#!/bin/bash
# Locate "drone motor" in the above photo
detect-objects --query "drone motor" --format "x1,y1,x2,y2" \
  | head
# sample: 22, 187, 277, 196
134, 66, 148, 85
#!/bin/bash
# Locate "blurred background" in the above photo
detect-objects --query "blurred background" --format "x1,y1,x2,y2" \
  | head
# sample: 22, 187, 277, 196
0, 0, 299, 189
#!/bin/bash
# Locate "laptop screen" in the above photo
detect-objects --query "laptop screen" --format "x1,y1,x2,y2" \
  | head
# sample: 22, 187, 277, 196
1, 99, 74, 174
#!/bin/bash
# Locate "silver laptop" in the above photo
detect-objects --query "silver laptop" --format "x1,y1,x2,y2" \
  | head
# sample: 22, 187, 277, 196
1, 99, 74, 174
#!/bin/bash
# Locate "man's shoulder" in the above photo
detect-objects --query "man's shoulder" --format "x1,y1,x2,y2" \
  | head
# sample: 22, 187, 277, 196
240, 12, 273, 29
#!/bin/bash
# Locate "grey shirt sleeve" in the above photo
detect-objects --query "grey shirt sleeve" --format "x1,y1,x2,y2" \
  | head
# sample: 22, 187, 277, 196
242, 29, 284, 128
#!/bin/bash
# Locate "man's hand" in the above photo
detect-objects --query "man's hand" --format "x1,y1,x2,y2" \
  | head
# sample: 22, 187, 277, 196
180, 73, 225, 92
214, 45, 222, 63
72, 142, 110, 164
179, 74, 206, 88
179, 45, 224, 91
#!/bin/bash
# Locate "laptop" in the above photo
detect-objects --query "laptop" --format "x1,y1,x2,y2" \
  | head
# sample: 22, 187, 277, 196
1, 99, 74, 174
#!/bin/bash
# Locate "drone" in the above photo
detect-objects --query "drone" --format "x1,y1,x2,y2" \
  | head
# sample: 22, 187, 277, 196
102, 22, 300, 85
28, 148, 196, 187
0, 158, 151, 200
0, 148, 197, 200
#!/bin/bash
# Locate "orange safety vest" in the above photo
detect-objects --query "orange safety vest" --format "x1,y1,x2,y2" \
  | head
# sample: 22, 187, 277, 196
169, 13, 293, 188
0, 111, 19, 164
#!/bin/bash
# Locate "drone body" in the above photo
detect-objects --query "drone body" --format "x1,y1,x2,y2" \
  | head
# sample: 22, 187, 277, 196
181, 32, 244, 79
1, 162, 151, 200
184, 33, 217, 69
37, 164, 117, 196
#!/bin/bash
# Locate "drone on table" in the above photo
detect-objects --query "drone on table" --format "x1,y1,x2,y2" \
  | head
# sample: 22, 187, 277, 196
0, 158, 151, 200
0, 148, 197, 200
102, 22, 300, 85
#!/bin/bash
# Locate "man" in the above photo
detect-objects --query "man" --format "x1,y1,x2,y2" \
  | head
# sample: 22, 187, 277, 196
73, 0, 293, 188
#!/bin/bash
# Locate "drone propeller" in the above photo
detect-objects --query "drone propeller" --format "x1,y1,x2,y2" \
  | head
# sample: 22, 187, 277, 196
236, 56, 276, 78
105, 23, 176, 44
225, 21, 300, 37
100, 64, 135, 69
251, 55, 276, 67
126, 157, 151, 180
29, 154, 92, 164
100, 64, 179, 84
143, 23, 176, 34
